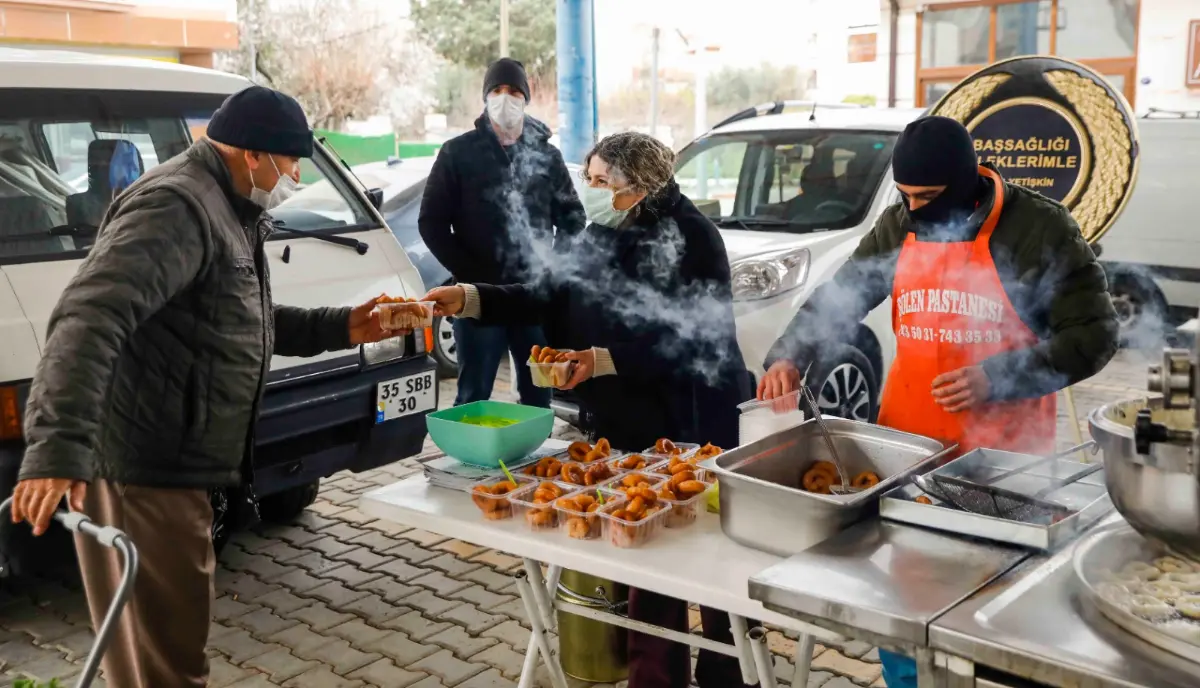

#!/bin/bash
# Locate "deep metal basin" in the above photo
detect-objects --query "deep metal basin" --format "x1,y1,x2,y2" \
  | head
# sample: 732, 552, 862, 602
699, 418, 950, 556
1089, 397, 1200, 561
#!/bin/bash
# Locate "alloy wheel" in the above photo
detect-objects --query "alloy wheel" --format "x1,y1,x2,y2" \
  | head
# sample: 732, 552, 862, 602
817, 362, 872, 421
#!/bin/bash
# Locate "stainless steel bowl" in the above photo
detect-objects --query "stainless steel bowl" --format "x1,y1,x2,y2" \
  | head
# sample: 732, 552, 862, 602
1089, 397, 1200, 561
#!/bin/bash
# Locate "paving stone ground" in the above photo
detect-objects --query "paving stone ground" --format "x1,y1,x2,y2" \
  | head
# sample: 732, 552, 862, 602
0, 348, 1164, 687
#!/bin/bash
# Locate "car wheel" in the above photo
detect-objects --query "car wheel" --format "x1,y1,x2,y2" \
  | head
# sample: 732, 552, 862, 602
257, 480, 320, 524
1110, 276, 1167, 349
431, 315, 459, 379
807, 345, 879, 423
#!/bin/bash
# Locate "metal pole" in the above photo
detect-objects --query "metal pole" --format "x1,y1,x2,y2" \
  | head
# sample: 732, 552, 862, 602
649, 27, 660, 136
500, 0, 510, 57
515, 571, 570, 688
694, 48, 709, 199
556, 0, 596, 163
247, 2, 257, 83
747, 626, 780, 687
792, 633, 816, 687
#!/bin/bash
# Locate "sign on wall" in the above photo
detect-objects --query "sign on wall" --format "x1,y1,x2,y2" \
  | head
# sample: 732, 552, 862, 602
1188, 20, 1200, 88
848, 33, 877, 64
929, 56, 1140, 245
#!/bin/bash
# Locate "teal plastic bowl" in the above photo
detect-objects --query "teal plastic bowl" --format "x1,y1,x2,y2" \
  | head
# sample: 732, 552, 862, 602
425, 400, 554, 468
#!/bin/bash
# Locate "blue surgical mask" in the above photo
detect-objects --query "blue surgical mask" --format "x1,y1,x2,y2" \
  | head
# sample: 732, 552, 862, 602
581, 185, 631, 228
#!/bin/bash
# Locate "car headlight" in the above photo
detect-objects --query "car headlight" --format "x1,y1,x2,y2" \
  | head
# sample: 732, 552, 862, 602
730, 248, 811, 302
361, 337, 407, 366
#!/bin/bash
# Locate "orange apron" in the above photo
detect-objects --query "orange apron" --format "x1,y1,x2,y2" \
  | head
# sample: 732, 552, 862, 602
877, 167, 1056, 457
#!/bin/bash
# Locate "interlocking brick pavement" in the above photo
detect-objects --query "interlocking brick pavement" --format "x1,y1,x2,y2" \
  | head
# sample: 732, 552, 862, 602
0, 351, 1160, 686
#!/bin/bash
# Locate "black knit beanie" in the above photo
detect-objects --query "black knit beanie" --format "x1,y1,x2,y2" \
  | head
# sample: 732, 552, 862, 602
892, 116, 978, 187
482, 58, 530, 102
207, 86, 314, 158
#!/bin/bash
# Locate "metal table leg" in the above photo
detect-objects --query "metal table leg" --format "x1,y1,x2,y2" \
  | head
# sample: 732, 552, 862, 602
728, 614, 758, 685
523, 557, 558, 629
515, 569, 569, 688
792, 632, 816, 688
748, 626, 780, 687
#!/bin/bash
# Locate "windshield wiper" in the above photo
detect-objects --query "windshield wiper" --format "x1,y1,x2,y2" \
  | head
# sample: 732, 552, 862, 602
714, 215, 792, 227
271, 219, 369, 255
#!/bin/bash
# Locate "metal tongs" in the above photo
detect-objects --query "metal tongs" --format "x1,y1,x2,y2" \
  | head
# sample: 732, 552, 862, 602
798, 363, 858, 495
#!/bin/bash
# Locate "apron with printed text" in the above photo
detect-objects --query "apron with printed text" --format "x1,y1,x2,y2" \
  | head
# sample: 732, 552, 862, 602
877, 167, 1056, 457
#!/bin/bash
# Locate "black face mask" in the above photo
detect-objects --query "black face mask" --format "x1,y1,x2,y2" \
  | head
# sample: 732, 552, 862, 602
901, 178, 981, 231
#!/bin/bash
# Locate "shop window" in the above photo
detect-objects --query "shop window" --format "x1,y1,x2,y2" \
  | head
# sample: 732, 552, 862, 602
995, 1, 1051, 61
921, 6, 989, 68
1055, 0, 1137, 59
924, 81, 956, 107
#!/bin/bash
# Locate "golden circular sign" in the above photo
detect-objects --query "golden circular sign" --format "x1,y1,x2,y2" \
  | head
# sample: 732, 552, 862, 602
929, 56, 1140, 244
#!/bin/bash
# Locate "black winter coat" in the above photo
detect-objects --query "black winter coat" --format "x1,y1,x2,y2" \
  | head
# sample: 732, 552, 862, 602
418, 113, 586, 285
474, 182, 751, 451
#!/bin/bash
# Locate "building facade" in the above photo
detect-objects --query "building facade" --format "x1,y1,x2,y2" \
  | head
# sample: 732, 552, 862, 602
0, 0, 237, 68
871, 0, 1199, 114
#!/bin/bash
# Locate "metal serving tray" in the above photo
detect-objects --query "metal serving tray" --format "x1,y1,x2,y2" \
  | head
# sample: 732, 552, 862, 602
880, 448, 1112, 551
698, 417, 951, 556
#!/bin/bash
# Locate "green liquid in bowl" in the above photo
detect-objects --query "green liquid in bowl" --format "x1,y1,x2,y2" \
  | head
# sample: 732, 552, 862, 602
459, 416, 518, 428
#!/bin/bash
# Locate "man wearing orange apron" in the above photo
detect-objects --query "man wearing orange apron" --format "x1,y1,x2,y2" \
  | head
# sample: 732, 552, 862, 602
758, 116, 1118, 687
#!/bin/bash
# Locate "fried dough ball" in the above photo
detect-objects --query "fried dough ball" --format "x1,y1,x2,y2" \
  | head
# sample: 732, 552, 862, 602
852, 471, 880, 489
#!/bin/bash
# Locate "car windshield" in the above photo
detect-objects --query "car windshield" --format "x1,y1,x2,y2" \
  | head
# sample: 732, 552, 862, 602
674, 129, 897, 232
0, 88, 374, 263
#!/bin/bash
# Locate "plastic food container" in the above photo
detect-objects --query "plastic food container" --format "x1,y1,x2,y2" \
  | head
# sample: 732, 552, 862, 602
644, 442, 699, 460
597, 471, 667, 496
598, 498, 669, 548
556, 461, 618, 488
469, 476, 536, 521
651, 456, 712, 484
607, 453, 663, 473
378, 300, 435, 330
509, 480, 575, 531
528, 351, 575, 388
737, 391, 805, 446
554, 488, 615, 540
659, 482, 713, 528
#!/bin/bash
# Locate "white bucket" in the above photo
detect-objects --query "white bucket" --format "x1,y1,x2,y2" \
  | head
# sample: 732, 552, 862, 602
737, 390, 806, 446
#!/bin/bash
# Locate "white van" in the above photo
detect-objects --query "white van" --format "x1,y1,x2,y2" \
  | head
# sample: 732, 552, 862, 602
0, 48, 435, 569
1092, 112, 1200, 343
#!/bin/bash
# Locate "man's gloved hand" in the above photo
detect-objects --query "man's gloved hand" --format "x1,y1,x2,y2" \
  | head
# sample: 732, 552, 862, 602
11, 478, 86, 536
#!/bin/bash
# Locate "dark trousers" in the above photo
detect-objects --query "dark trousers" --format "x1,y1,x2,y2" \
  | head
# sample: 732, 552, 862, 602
628, 588, 758, 688
452, 319, 551, 407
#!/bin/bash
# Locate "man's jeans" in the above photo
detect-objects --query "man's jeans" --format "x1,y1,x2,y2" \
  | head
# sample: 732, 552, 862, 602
453, 318, 552, 407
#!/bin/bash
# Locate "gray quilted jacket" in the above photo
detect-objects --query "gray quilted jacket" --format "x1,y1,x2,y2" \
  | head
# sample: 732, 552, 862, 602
19, 140, 353, 489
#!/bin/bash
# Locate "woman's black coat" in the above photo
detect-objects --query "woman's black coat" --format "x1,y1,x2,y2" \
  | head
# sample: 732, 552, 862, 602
473, 181, 750, 451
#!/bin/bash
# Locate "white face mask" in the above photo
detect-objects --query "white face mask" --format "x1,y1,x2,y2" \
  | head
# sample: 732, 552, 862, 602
581, 185, 632, 228
249, 155, 298, 210
486, 93, 526, 133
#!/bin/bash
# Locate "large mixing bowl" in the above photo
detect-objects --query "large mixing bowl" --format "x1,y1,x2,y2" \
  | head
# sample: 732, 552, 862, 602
1089, 397, 1200, 560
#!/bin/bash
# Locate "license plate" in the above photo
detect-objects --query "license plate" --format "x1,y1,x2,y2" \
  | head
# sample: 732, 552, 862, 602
376, 371, 437, 423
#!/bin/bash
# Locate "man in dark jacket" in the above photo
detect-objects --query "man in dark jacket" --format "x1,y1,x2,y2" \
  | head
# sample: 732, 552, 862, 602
758, 116, 1119, 686
419, 57, 585, 407
10, 86, 403, 688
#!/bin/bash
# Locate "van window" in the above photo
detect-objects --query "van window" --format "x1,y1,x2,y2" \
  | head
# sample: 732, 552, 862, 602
675, 130, 896, 232
0, 89, 375, 264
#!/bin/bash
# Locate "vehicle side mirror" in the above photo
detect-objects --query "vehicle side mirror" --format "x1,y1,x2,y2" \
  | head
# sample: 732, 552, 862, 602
366, 187, 384, 210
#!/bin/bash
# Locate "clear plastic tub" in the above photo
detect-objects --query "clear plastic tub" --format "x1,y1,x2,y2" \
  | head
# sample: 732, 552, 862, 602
737, 390, 805, 446
556, 461, 618, 488
378, 300, 435, 330
554, 488, 616, 540
528, 355, 576, 388
521, 453, 573, 479
597, 471, 667, 496
509, 480, 576, 531
658, 482, 713, 528
607, 453, 663, 473
651, 455, 712, 484
469, 475, 536, 521
643, 440, 699, 460
599, 498, 670, 548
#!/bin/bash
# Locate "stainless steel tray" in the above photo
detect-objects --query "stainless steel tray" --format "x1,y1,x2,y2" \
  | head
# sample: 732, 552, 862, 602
880, 448, 1112, 551
1073, 523, 1200, 664
698, 417, 952, 556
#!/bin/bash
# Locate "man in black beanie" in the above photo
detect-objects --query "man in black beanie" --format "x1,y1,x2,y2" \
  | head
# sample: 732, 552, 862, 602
11, 85, 405, 688
420, 57, 585, 406
758, 112, 1117, 626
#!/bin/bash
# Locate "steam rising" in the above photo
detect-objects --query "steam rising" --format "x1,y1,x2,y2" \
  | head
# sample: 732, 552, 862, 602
494, 137, 741, 387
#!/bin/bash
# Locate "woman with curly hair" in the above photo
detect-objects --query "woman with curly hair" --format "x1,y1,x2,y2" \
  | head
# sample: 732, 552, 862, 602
424, 131, 752, 688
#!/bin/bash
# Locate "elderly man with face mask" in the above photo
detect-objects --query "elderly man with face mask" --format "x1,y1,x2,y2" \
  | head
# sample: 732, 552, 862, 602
11, 86, 403, 688
419, 57, 586, 407
759, 116, 1119, 686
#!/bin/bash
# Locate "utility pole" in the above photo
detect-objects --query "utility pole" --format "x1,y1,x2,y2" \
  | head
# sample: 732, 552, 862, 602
500, 0, 510, 57
649, 27, 660, 138
245, 0, 257, 82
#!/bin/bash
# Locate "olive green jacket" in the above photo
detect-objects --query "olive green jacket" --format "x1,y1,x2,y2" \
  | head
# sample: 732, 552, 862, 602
764, 175, 1119, 401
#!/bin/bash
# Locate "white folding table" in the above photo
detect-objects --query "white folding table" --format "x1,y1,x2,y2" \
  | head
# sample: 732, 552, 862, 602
360, 476, 841, 688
